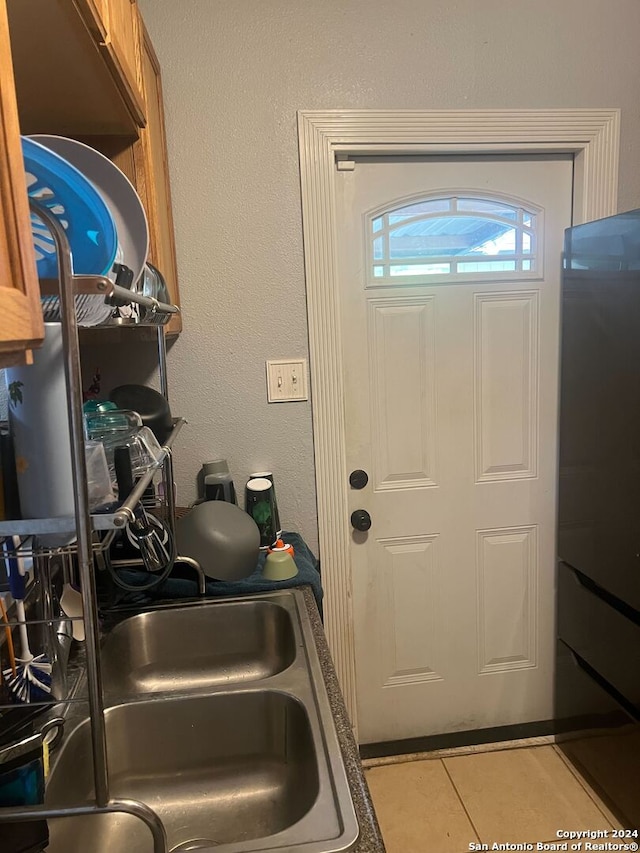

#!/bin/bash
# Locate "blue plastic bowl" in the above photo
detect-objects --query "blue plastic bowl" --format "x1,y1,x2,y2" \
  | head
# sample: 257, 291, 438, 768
21, 136, 118, 279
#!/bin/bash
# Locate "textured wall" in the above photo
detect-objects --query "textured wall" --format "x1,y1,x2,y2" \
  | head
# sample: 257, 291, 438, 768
130, 0, 640, 555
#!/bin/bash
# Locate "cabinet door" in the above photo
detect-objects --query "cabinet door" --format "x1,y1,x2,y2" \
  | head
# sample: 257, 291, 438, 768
138, 20, 181, 335
76, 0, 146, 127
0, 0, 43, 367
74, 0, 107, 38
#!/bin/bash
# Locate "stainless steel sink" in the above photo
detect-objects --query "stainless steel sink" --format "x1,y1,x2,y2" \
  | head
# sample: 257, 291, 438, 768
46, 692, 322, 852
101, 599, 296, 698
45, 590, 359, 853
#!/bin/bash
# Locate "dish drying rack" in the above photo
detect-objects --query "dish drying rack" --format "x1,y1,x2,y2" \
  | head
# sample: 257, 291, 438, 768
0, 202, 181, 850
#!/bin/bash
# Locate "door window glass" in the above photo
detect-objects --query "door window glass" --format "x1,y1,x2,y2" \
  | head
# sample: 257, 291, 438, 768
368, 195, 539, 282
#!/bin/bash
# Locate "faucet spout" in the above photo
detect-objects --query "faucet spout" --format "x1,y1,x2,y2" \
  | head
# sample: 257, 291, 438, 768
174, 556, 206, 596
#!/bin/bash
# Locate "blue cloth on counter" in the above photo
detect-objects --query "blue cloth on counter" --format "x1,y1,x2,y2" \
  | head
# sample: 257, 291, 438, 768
109, 531, 323, 615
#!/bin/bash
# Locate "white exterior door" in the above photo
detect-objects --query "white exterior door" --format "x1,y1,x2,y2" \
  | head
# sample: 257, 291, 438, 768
336, 155, 573, 744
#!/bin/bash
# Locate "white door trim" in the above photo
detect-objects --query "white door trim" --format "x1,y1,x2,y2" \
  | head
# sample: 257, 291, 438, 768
297, 109, 620, 729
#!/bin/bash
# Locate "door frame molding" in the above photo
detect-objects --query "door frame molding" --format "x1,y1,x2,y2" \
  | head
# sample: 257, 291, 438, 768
297, 109, 620, 727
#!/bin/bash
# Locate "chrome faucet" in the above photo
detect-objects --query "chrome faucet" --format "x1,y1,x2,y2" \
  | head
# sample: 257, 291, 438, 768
174, 556, 206, 596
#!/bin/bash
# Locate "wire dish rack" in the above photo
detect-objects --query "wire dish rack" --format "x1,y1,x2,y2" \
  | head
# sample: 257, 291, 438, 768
0, 201, 180, 851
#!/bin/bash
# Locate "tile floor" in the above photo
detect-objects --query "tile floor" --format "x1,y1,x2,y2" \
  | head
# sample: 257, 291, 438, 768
365, 744, 622, 853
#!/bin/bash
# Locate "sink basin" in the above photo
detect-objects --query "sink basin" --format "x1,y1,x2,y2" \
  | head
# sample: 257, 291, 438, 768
46, 691, 324, 852
45, 591, 359, 853
101, 599, 296, 699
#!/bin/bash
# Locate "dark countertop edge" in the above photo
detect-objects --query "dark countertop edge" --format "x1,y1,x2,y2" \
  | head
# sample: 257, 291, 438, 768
300, 586, 386, 853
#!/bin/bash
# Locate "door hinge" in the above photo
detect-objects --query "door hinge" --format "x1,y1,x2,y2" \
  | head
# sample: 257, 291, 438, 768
336, 155, 355, 172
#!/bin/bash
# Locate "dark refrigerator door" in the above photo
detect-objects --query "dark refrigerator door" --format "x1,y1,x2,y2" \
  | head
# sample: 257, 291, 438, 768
557, 211, 640, 830
559, 218, 640, 613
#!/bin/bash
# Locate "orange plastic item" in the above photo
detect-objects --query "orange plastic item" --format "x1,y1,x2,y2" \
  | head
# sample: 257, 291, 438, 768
267, 539, 294, 557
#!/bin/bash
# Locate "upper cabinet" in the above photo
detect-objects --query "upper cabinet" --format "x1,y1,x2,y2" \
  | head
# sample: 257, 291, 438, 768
76, 0, 146, 127
2, 0, 182, 343
0, 0, 44, 368
6, 0, 141, 135
137, 21, 181, 334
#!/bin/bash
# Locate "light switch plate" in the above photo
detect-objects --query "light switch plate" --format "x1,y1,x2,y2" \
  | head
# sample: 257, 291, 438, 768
266, 359, 308, 402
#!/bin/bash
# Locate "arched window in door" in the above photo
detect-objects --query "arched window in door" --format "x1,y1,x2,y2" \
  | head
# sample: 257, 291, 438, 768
369, 194, 540, 283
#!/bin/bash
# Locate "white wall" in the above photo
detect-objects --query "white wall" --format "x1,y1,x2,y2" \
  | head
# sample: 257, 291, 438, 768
138, 0, 640, 555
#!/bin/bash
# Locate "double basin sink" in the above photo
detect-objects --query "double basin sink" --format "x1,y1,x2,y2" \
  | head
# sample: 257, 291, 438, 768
45, 590, 359, 853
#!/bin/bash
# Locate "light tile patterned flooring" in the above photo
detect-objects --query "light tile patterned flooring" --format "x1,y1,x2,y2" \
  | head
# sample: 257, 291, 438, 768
365, 744, 621, 853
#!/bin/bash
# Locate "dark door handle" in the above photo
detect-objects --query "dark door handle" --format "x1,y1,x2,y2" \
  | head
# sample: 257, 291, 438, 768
351, 509, 372, 531
349, 469, 369, 490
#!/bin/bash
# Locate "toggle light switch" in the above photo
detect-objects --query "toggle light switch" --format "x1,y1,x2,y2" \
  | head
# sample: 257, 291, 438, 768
266, 359, 308, 402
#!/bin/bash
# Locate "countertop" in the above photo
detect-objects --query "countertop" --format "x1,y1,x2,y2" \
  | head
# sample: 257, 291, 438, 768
300, 586, 386, 853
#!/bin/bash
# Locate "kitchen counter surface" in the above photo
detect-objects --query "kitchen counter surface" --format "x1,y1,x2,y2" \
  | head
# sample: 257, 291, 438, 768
300, 586, 386, 853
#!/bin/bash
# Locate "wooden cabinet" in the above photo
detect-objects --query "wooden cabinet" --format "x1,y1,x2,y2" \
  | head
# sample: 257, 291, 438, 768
74, 0, 108, 39
68, 14, 181, 334
74, 25, 182, 336
137, 21, 181, 335
2, 0, 182, 340
7, 0, 139, 135
76, 0, 146, 127
0, 0, 43, 368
